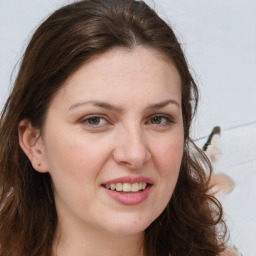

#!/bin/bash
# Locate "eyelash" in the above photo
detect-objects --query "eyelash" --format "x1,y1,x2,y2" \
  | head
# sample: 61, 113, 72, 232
146, 114, 174, 127
80, 114, 174, 129
80, 115, 109, 128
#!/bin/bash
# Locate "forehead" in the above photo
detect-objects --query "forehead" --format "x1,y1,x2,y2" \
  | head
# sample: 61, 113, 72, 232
49, 46, 182, 111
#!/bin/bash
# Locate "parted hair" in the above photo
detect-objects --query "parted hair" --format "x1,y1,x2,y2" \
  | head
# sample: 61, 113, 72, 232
0, 0, 226, 255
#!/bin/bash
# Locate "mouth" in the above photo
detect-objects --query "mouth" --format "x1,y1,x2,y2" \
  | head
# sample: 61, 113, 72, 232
102, 182, 151, 194
102, 177, 153, 205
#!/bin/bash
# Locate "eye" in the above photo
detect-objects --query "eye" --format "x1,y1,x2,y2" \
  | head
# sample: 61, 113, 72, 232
80, 115, 109, 128
87, 116, 103, 125
146, 114, 174, 126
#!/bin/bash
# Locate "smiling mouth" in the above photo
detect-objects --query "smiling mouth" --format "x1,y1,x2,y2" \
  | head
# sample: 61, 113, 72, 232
102, 182, 150, 193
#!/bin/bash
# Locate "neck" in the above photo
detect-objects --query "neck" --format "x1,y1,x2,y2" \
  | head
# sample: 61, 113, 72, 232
52, 219, 145, 256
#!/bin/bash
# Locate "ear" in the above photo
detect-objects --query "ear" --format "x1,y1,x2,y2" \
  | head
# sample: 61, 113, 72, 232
18, 119, 48, 173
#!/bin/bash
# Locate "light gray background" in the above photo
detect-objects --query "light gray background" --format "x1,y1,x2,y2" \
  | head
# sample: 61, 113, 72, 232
0, 1, 255, 255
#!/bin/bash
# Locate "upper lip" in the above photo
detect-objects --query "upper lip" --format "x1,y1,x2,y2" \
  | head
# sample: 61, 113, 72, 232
103, 176, 153, 185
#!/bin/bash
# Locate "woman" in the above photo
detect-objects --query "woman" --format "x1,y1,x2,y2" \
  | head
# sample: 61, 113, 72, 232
0, 0, 227, 255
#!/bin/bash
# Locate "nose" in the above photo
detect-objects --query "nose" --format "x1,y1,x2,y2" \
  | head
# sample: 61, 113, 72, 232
112, 126, 151, 169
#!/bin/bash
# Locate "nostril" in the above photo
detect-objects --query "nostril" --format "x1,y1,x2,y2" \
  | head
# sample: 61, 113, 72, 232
112, 133, 151, 168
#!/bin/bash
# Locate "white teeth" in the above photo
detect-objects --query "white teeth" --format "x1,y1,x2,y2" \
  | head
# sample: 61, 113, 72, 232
123, 183, 132, 192
105, 182, 147, 192
116, 183, 122, 191
131, 183, 139, 192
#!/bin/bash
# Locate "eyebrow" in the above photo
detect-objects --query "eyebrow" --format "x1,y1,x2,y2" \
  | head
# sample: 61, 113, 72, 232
69, 100, 122, 112
68, 99, 180, 112
146, 99, 180, 110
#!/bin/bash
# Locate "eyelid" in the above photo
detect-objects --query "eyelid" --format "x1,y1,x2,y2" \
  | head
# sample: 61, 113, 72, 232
80, 114, 110, 128
145, 113, 174, 126
79, 113, 175, 130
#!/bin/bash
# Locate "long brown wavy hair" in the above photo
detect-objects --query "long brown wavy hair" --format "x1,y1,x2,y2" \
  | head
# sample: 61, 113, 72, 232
0, 0, 227, 255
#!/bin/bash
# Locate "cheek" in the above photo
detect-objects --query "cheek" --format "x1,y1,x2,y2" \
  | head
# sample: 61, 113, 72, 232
44, 131, 109, 171
43, 132, 112, 208
148, 133, 184, 220
152, 133, 184, 177
42, 131, 112, 199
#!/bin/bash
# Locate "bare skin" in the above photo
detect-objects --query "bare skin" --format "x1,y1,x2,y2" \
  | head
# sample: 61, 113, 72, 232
19, 46, 184, 256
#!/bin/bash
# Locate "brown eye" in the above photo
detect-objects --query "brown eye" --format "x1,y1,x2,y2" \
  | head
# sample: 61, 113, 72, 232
147, 115, 173, 126
81, 115, 108, 128
151, 116, 163, 124
87, 117, 101, 125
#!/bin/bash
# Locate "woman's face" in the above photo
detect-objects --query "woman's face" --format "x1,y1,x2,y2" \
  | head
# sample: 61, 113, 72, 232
38, 47, 184, 236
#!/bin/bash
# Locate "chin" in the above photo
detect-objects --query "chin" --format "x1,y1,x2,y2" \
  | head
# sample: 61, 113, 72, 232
110, 226, 145, 237
104, 214, 154, 236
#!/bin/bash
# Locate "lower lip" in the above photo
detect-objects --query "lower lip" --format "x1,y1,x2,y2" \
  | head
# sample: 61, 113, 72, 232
103, 186, 152, 205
